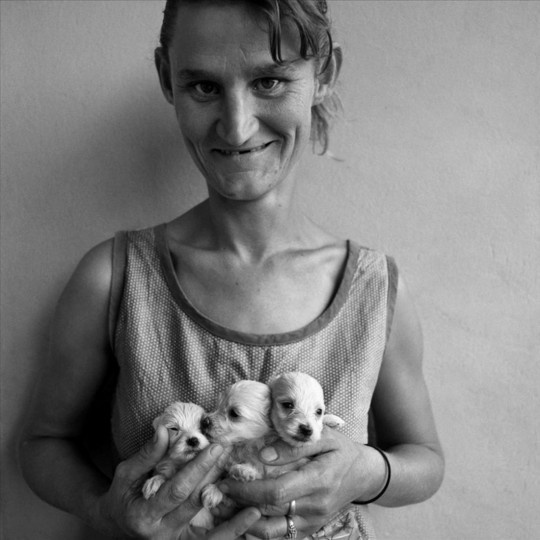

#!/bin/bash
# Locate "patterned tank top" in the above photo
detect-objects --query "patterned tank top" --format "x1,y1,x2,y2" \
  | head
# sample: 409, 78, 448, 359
109, 224, 398, 539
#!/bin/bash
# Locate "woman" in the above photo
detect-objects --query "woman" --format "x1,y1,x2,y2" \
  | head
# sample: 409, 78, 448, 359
20, 1, 445, 539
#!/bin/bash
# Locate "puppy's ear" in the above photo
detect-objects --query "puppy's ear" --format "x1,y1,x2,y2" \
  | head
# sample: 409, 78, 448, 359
323, 414, 345, 429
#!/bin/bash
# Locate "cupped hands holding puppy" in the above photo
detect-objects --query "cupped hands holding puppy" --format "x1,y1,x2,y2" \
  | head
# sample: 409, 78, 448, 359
95, 424, 259, 540
218, 425, 383, 539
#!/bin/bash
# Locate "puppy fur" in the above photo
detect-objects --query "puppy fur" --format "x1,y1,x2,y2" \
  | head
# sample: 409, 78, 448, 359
200, 380, 273, 508
142, 401, 213, 529
269, 372, 345, 447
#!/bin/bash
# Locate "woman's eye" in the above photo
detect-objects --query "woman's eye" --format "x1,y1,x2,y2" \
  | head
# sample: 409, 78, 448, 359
281, 402, 294, 410
168, 426, 179, 432
255, 78, 281, 92
192, 82, 220, 96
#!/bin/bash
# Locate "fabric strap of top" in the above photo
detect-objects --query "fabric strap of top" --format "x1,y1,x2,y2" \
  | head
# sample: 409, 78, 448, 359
107, 231, 399, 355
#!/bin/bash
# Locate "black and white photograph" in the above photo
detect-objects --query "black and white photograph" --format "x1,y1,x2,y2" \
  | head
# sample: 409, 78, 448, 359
1, 1, 538, 538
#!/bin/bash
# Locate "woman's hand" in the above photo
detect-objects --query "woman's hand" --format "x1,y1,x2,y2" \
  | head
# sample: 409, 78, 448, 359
96, 425, 259, 539
217, 428, 385, 539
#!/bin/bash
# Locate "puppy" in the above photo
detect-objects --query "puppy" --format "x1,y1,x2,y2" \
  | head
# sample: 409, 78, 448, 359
269, 372, 345, 447
243, 371, 345, 481
200, 380, 273, 508
142, 401, 214, 529
142, 401, 211, 500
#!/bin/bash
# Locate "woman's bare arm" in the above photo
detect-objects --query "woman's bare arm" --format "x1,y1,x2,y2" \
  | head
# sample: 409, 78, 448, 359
369, 274, 445, 506
19, 239, 117, 529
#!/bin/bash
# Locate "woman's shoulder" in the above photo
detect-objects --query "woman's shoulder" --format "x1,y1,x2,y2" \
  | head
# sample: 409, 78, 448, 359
69, 237, 116, 299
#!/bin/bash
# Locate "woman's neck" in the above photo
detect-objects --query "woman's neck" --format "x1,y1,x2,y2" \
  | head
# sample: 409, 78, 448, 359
205, 194, 311, 262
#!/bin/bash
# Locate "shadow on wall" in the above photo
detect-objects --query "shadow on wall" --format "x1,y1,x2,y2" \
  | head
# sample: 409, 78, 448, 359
52, 72, 204, 236
8, 72, 204, 540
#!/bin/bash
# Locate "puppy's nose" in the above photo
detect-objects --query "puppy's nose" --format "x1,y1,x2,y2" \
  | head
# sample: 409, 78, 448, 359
187, 437, 200, 448
298, 424, 313, 438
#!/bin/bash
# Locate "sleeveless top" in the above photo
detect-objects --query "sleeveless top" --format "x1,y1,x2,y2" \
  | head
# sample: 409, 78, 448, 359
109, 224, 398, 540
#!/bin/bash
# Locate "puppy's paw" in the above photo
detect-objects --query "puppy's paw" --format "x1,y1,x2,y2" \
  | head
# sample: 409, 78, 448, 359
323, 414, 345, 429
201, 483, 223, 509
229, 463, 260, 482
142, 475, 165, 499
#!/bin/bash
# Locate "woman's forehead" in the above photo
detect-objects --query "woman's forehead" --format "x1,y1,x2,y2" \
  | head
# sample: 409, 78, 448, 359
168, 1, 305, 72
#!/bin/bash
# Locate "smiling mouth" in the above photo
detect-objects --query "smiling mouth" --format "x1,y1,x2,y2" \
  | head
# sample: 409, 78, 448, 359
215, 142, 272, 156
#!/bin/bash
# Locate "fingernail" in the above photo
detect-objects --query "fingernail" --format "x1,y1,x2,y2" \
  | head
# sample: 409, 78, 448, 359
261, 446, 278, 462
218, 482, 229, 494
247, 507, 261, 520
210, 444, 223, 457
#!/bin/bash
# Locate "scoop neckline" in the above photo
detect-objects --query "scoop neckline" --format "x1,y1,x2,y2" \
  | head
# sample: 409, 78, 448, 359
155, 223, 360, 346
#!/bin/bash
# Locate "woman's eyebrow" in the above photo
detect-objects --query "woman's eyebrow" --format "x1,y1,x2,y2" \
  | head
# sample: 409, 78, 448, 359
176, 68, 215, 82
251, 61, 302, 77
176, 60, 302, 82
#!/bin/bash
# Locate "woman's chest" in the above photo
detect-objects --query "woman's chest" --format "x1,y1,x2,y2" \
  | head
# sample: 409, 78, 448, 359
172, 247, 348, 335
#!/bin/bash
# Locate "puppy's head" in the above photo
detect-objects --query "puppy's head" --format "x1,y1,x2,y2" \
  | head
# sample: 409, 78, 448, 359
269, 372, 327, 446
202, 381, 272, 445
152, 402, 210, 463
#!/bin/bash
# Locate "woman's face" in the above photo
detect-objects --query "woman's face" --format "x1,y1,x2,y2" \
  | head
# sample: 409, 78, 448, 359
160, 1, 322, 202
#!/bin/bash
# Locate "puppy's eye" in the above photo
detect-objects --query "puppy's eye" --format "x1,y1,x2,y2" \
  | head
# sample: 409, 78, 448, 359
281, 402, 294, 409
316, 408, 323, 416
229, 408, 240, 419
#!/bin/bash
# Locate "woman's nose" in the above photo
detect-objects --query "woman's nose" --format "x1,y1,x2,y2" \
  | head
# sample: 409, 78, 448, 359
216, 91, 258, 146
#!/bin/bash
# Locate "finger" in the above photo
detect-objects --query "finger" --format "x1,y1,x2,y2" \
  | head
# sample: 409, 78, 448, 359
152, 444, 224, 516
207, 508, 261, 539
251, 496, 312, 518
258, 436, 334, 465
116, 425, 169, 483
221, 462, 326, 508
248, 514, 305, 540
198, 445, 233, 487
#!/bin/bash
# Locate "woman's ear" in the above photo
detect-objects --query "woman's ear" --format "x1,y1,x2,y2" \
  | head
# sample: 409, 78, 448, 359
155, 47, 174, 104
313, 43, 343, 105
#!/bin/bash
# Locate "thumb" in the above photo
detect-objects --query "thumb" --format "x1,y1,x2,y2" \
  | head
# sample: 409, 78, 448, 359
120, 424, 169, 481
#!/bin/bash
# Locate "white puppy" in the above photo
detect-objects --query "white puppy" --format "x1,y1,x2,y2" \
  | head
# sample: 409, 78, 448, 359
142, 401, 211, 499
142, 401, 214, 529
269, 372, 344, 447
200, 380, 273, 508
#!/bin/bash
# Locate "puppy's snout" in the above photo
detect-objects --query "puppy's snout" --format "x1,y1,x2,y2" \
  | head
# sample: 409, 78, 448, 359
298, 424, 313, 438
187, 436, 200, 448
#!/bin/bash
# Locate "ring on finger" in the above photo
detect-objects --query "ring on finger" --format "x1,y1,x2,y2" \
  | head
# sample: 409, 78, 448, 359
285, 515, 298, 539
288, 499, 296, 517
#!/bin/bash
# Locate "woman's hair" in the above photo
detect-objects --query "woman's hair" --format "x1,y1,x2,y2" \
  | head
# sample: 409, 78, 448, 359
158, 0, 341, 154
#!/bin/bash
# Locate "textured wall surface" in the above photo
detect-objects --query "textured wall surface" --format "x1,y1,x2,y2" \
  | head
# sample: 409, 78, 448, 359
1, 1, 539, 538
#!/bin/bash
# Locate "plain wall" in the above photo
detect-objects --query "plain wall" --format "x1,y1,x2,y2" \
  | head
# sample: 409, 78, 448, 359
1, 1, 539, 538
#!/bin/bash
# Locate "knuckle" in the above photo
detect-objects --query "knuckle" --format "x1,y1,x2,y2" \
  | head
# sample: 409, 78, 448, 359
123, 511, 152, 536
317, 469, 333, 490
250, 524, 277, 540
169, 481, 191, 503
114, 461, 131, 480
269, 484, 288, 506
317, 498, 333, 516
